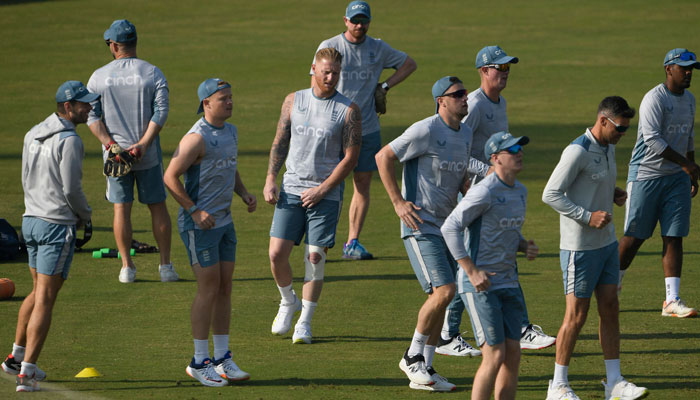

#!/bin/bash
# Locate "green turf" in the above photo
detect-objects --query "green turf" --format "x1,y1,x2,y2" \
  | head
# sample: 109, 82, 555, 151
1, 0, 700, 398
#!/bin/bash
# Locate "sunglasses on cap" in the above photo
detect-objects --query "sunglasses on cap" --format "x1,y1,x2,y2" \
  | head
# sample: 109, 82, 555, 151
605, 117, 629, 133
485, 63, 510, 72
500, 144, 522, 154
349, 16, 370, 25
440, 89, 467, 99
668, 51, 697, 63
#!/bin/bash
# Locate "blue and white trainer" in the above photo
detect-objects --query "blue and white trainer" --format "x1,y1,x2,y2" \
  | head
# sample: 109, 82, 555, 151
342, 239, 373, 260
213, 351, 250, 381
186, 358, 228, 387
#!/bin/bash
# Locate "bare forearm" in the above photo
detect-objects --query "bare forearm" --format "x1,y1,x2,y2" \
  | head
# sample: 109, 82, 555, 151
234, 170, 250, 197
376, 151, 404, 205
88, 121, 113, 147
138, 121, 163, 149
164, 174, 195, 210
384, 56, 417, 88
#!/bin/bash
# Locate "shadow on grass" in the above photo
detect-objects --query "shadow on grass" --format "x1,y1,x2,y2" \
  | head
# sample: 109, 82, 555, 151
311, 334, 412, 344
1, 295, 26, 302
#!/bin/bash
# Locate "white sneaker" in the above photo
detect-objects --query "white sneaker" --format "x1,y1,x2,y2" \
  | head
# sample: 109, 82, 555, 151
398, 350, 434, 385
436, 334, 481, 356
603, 376, 648, 400
547, 380, 580, 400
186, 358, 228, 387
271, 296, 302, 335
118, 266, 135, 283
520, 324, 556, 349
292, 323, 312, 344
409, 367, 456, 392
16, 372, 39, 392
159, 264, 179, 282
213, 351, 250, 381
661, 297, 698, 318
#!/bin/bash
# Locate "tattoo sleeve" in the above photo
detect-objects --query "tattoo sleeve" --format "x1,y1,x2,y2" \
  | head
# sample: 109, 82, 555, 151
267, 95, 293, 176
342, 104, 362, 150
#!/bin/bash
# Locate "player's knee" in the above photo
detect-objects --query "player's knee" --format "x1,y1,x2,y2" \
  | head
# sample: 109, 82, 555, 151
304, 245, 326, 281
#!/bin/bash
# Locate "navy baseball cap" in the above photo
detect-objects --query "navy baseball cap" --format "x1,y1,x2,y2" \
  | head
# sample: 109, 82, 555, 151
104, 19, 137, 43
475, 45, 519, 68
432, 76, 462, 113
484, 131, 529, 158
56, 81, 100, 103
346, 1, 371, 20
663, 48, 700, 69
197, 78, 231, 114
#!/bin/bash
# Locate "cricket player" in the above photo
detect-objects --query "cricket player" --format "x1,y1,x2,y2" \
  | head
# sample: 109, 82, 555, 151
543, 96, 648, 400
87, 19, 177, 283
438, 45, 555, 357
164, 79, 256, 387
314, 0, 417, 260
264, 48, 362, 345
2, 81, 95, 392
442, 131, 538, 400
618, 48, 700, 318
376, 76, 472, 392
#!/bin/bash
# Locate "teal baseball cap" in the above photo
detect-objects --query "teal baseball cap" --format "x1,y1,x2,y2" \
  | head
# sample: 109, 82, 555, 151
432, 76, 462, 113
475, 45, 519, 68
346, 1, 371, 20
197, 78, 231, 114
663, 48, 700, 69
104, 19, 137, 43
55, 81, 100, 103
484, 131, 529, 158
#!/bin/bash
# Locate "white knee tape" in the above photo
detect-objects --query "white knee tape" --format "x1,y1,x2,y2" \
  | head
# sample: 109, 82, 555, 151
304, 245, 326, 281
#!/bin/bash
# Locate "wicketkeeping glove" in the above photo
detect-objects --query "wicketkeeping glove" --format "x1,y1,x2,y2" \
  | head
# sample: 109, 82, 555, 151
103, 141, 135, 177
374, 84, 387, 115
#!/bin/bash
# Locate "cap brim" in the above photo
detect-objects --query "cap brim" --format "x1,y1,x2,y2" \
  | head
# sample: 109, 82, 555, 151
197, 101, 204, 114
76, 93, 100, 103
494, 56, 519, 65
516, 136, 529, 146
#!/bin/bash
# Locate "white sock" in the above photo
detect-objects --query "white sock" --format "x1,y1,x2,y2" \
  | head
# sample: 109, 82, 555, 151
12, 343, 25, 360
440, 312, 452, 341
553, 363, 568, 386
20, 361, 36, 376
423, 345, 436, 368
193, 339, 210, 364
212, 335, 229, 360
604, 359, 621, 385
665, 277, 680, 303
277, 284, 296, 305
407, 330, 429, 357
618, 269, 626, 288
297, 299, 317, 326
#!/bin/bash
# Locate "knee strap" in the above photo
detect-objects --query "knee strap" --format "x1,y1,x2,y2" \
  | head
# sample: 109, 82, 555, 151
304, 245, 326, 281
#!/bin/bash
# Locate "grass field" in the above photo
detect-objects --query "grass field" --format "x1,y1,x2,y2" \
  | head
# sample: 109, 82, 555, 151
1, 0, 700, 398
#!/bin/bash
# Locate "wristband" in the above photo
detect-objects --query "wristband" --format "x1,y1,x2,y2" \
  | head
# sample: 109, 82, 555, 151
188, 204, 199, 215
381, 82, 390, 91
105, 140, 116, 151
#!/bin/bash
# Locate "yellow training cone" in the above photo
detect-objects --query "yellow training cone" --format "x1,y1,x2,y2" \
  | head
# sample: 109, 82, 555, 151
75, 367, 102, 378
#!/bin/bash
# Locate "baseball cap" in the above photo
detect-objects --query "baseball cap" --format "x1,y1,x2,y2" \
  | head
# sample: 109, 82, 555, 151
475, 45, 519, 69
484, 131, 529, 158
346, 1, 371, 20
55, 81, 100, 103
104, 19, 137, 43
663, 48, 700, 69
432, 76, 461, 113
197, 78, 231, 114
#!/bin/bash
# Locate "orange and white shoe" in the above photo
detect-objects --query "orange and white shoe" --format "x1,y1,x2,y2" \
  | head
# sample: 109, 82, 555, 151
662, 298, 698, 318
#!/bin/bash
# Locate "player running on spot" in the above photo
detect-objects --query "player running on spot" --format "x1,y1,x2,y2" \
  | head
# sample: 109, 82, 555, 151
618, 48, 700, 319
3, 81, 95, 392
442, 131, 537, 400
264, 48, 362, 345
543, 96, 647, 400
164, 79, 256, 387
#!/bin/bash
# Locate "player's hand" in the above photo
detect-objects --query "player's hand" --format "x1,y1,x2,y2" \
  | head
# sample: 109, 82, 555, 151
613, 187, 627, 206
525, 239, 539, 261
461, 177, 471, 195
691, 179, 698, 198
467, 268, 495, 292
127, 143, 144, 161
393, 200, 423, 230
588, 210, 611, 229
192, 208, 215, 230
374, 84, 387, 115
300, 186, 327, 208
263, 181, 279, 205
682, 162, 700, 182
241, 193, 257, 213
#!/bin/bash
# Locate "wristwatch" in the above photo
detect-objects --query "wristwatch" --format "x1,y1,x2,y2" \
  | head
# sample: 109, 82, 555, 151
381, 82, 390, 92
